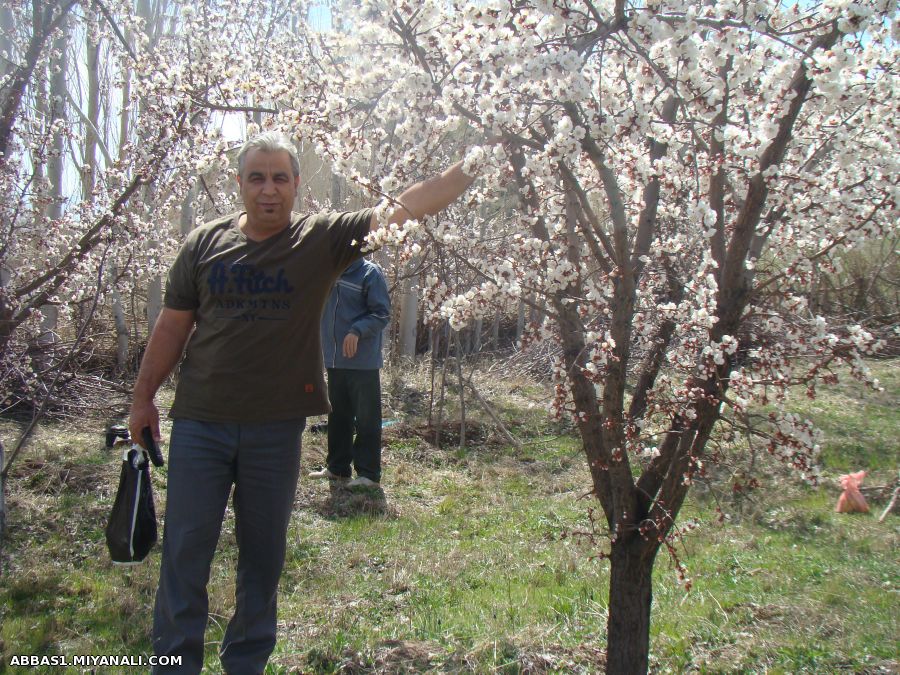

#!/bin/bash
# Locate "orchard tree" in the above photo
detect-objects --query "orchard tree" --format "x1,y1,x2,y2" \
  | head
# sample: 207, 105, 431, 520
270, 1, 898, 671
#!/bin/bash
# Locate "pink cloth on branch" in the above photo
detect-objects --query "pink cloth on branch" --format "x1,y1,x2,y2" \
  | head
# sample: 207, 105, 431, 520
835, 470, 869, 513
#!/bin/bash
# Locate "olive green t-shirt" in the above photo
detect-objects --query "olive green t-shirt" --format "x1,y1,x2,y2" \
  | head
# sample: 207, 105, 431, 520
164, 209, 373, 422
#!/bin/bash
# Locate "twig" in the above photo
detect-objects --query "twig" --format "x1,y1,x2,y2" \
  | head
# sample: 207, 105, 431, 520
879, 479, 899, 523
464, 380, 521, 450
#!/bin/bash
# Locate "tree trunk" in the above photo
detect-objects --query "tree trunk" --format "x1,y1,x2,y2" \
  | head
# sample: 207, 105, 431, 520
0, 437, 6, 556
82, 7, 100, 199
606, 539, 658, 675
146, 273, 162, 337
427, 324, 439, 427
472, 318, 482, 353
453, 332, 466, 449
0, 5, 15, 79
434, 323, 450, 449
515, 298, 525, 345
490, 312, 500, 351
398, 276, 418, 358
111, 273, 130, 372
179, 183, 196, 235
32, 14, 69, 363
331, 171, 342, 208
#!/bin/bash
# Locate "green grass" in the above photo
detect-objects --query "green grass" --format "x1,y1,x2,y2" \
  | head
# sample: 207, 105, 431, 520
1, 361, 897, 673
785, 360, 900, 473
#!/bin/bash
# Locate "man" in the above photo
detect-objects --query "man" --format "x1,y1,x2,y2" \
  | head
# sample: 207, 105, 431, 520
128, 130, 476, 674
312, 256, 390, 488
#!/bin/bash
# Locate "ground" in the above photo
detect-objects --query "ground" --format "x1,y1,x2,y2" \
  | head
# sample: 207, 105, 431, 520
0, 359, 897, 673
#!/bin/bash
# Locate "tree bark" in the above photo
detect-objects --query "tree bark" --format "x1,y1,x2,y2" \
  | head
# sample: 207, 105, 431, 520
0, 5, 15, 79
398, 275, 418, 358
453, 331, 466, 449
111, 272, 130, 372
0, 437, 6, 556
31, 11, 70, 365
515, 297, 525, 344
490, 312, 500, 351
606, 538, 658, 675
146, 273, 163, 337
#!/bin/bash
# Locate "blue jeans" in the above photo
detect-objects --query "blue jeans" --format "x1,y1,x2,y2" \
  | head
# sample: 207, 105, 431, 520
152, 417, 305, 675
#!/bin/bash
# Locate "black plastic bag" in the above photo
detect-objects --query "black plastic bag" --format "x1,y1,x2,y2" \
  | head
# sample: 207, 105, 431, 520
105, 437, 159, 565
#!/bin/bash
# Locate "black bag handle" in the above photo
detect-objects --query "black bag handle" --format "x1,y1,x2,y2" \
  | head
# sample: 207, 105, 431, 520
142, 427, 165, 467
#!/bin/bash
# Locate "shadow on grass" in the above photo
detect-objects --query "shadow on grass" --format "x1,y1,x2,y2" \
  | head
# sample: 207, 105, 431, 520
313, 481, 398, 520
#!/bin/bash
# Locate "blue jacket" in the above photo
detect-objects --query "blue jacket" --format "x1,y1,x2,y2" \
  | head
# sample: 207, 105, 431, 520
321, 258, 391, 370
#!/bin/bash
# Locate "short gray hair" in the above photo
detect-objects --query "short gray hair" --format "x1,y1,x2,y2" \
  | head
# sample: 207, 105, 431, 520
237, 131, 301, 178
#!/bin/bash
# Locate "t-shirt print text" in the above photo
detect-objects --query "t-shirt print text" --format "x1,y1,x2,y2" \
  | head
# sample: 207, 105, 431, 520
207, 262, 295, 321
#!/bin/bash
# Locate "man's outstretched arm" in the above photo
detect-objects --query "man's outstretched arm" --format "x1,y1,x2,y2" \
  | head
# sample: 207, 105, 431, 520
129, 307, 196, 446
370, 160, 475, 231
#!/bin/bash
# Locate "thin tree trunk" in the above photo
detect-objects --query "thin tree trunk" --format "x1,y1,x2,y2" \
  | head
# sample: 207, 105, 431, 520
177, 174, 196, 235
516, 298, 525, 345
33, 12, 70, 364
0, 438, 6, 556
427, 324, 438, 427
47, 17, 68, 220
36, 304, 59, 351
331, 171, 342, 207
146, 274, 162, 337
453, 332, 466, 449
398, 276, 418, 358
491, 312, 500, 351
111, 273, 130, 371
137, 0, 164, 342
117, 66, 131, 161
606, 540, 657, 675
472, 318, 482, 353
435, 323, 450, 449
528, 295, 542, 325
0, 5, 15, 79
82, 7, 100, 199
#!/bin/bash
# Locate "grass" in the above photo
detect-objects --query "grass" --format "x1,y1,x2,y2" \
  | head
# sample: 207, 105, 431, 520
0, 359, 897, 673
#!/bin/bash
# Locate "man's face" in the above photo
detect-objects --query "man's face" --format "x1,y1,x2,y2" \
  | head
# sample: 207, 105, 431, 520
237, 149, 299, 236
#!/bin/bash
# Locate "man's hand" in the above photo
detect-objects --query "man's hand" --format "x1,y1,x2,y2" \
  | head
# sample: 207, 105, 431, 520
342, 333, 359, 359
129, 398, 161, 449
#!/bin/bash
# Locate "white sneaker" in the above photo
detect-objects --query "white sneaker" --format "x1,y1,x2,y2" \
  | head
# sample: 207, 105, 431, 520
308, 467, 347, 481
346, 476, 380, 489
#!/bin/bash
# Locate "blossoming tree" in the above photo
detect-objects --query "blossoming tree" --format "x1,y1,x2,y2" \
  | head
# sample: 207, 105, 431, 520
1, 0, 896, 670
272, 1, 897, 671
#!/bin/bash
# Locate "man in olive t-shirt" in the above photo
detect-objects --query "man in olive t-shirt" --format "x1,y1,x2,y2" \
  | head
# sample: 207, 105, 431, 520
128, 131, 477, 674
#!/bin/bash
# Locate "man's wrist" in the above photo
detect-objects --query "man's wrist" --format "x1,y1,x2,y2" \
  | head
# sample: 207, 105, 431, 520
131, 386, 157, 406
